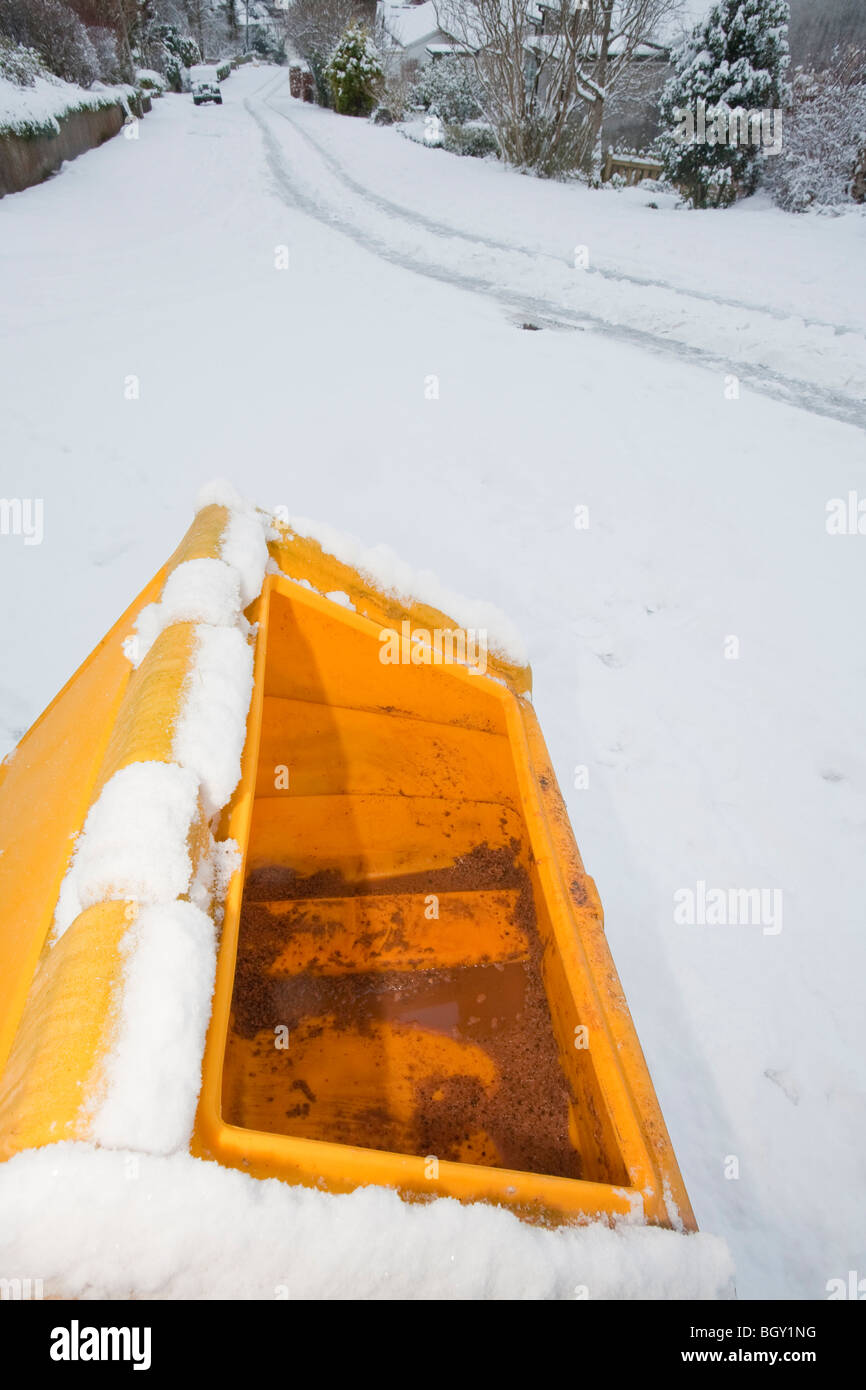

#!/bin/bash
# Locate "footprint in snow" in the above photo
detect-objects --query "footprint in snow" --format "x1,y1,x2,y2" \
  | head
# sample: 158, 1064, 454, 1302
597, 743, 631, 771
91, 540, 130, 567
764, 1068, 800, 1105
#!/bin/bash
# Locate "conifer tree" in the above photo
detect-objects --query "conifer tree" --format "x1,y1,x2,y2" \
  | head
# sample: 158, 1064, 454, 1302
659, 0, 790, 207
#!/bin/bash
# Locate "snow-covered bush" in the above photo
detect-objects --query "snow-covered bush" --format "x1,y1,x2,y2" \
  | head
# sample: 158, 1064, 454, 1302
136, 22, 200, 93
0, 0, 100, 88
326, 23, 383, 117
0, 35, 44, 87
0, 32, 122, 140
658, 0, 791, 208
766, 54, 866, 211
442, 122, 499, 159
246, 22, 284, 64
508, 112, 589, 179
410, 56, 482, 124
136, 68, 168, 96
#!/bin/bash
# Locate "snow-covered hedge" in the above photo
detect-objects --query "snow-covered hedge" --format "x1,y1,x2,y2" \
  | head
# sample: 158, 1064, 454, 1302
135, 22, 200, 93
0, 38, 43, 88
0, 0, 104, 89
442, 121, 499, 159
766, 61, 866, 212
0, 66, 125, 141
410, 55, 483, 125
136, 68, 168, 96
0, 33, 133, 140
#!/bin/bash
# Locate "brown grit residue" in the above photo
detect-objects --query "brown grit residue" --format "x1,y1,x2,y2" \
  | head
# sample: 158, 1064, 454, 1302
224, 841, 582, 1181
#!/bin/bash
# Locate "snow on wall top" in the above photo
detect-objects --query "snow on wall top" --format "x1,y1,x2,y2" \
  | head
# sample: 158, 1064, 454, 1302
0, 73, 131, 139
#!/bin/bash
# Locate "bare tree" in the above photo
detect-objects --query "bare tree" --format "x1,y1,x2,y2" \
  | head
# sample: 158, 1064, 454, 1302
436, 0, 680, 175
138, 0, 242, 63
789, 0, 865, 69
66, 1, 137, 78
282, 0, 358, 103
180, 0, 209, 55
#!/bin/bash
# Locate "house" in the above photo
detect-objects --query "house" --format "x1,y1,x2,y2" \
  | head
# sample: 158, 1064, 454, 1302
378, 1, 672, 154
377, 1, 464, 73
526, 4, 671, 154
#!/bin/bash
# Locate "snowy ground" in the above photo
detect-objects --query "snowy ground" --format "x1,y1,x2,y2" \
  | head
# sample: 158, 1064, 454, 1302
1, 64, 864, 1300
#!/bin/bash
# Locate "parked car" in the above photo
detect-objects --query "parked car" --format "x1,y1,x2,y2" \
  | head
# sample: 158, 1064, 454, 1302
190, 65, 223, 106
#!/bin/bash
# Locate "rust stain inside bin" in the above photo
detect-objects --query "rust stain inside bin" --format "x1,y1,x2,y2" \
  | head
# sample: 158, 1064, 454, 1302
224, 846, 583, 1179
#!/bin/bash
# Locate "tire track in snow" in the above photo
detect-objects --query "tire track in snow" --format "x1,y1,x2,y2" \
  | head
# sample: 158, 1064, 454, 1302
247, 89, 866, 432
265, 92, 859, 341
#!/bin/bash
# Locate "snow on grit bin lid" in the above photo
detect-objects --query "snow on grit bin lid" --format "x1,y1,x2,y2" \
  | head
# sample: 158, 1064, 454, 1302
0, 497, 695, 1230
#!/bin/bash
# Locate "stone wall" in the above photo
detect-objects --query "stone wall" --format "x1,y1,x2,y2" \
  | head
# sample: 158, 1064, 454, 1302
0, 103, 127, 199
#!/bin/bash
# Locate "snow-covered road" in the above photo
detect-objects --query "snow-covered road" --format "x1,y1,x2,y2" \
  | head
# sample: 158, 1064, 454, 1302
251, 72, 866, 429
1, 64, 864, 1299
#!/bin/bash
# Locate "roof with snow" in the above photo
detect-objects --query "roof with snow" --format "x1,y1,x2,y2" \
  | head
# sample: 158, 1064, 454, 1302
426, 42, 473, 57
525, 33, 669, 61
379, 1, 448, 49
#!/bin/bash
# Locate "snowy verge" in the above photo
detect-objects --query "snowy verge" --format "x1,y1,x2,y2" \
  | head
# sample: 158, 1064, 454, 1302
0, 1144, 736, 1300
257, 93, 866, 420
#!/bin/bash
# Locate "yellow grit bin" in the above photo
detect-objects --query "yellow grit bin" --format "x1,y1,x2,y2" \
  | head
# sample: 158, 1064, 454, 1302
0, 502, 695, 1231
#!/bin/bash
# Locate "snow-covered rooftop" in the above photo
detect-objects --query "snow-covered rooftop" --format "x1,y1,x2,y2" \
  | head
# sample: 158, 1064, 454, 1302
525, 33, 669, 61
380, 1, 445, 49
